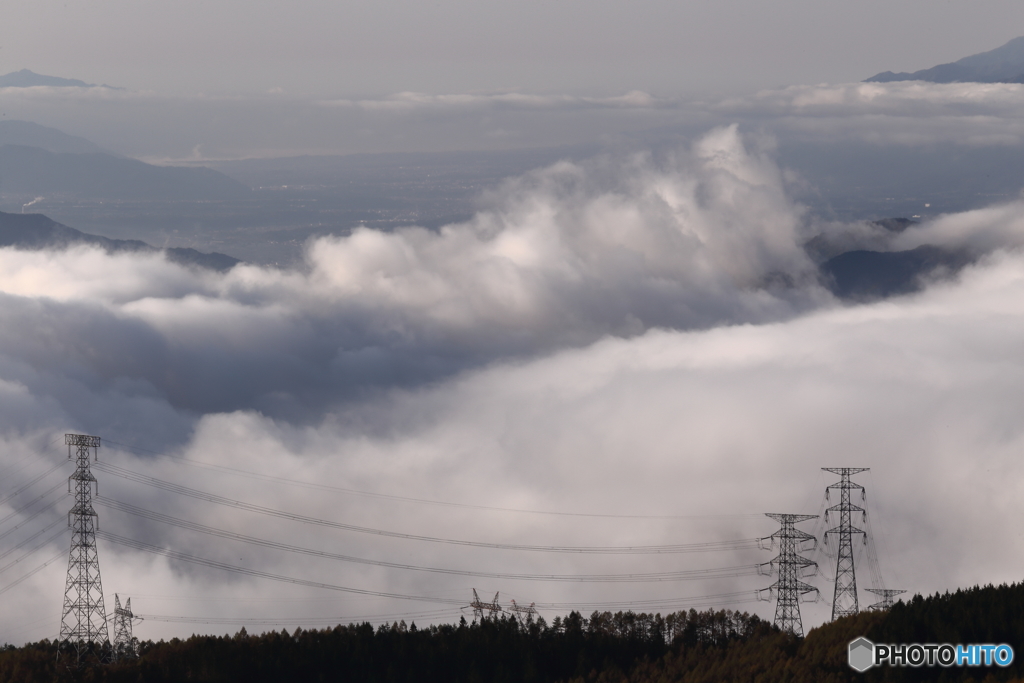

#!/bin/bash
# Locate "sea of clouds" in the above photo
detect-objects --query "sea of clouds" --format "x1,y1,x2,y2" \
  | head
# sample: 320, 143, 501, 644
3, 122, 1024, 643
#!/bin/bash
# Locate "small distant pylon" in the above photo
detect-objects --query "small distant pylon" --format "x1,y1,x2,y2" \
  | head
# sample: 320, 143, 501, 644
823, 468, 869, 620
112, 594, 139, 662
58, 434, 109, 667
469, 589, 502, 621
866, 588, 906, 611
509, 599, 538, 625
758, 513, 819, 637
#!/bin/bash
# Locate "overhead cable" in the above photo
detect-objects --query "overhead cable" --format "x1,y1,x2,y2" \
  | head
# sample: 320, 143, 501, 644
97, 530, 467, 606
0, 518, 65, 564
104, 439, 761, 521
93, 462, 758, 555
0, 527, 67, 576
0, 461, 65, 510
97, 496, 759, 582
0, 483, 67, 540
0, 549, 66, 597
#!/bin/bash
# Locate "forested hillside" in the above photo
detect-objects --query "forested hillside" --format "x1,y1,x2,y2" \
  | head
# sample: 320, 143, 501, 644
4, 583, 1024, 682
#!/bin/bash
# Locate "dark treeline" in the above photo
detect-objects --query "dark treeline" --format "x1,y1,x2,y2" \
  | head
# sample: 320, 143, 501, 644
5, 583, 1024, 682
0, 609, 768, 683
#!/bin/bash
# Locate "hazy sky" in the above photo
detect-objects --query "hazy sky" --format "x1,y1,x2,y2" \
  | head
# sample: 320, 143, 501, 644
1, 1, 1024, 96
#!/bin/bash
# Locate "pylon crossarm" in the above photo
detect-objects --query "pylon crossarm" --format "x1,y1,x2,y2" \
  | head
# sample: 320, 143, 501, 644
765, 513, 817, 523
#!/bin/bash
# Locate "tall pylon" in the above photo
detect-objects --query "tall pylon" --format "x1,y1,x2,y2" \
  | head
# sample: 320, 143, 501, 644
823, 467, 869, 620
469, 589, 502, 621
112, 594, 139, 662
866, 588, 906, 611
758, 513, 819, 637
58, 434, 109, 667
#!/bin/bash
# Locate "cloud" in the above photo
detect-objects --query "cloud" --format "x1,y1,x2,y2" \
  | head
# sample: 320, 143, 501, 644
0, 127, 827, 426
719, 81, 1024, 147
6, 128, 1024, 644
9, 245, 1024, 643
732, 81, 1024, 115
893, 200, 1024, 253
319, 90, 665, 113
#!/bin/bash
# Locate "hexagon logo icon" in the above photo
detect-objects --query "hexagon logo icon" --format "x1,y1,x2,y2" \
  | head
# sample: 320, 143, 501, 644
849, 637, 875, 672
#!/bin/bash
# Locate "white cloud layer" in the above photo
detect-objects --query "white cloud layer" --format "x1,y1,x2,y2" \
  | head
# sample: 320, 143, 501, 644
722, 81, 1024, 147
3, 129, 1024, 644
0, 127, 828, 423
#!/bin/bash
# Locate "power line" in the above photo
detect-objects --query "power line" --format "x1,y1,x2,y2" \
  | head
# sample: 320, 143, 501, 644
104, 439, 761, 521
96, 530, 467, 606
0, 435, 64, 484
0, 548, 66, 597
96, 496, 760, 583
93, 461, 758, 555
865, 470, 902, 589
0, 517, 66, 563
136, 609, 465, 627
0, 482, 67, 541
0, 461, 65, 510
96, 529, 763, 617
532, 591, 760, 611
0, 524, 66, 573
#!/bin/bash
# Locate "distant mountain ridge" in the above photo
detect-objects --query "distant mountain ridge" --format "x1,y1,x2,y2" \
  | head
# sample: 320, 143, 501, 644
0, 210, 241, 271
866, 36, 1024, 83
0, 120, 106, 155
0, 144, 251, 201
0, 69, 120, 89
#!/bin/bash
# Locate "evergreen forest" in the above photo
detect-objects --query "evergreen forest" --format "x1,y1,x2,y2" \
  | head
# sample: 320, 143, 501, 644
5, 581, 1024, 683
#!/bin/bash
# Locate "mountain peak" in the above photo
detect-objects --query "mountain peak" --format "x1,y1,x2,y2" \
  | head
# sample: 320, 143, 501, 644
865, 36, 1024, 84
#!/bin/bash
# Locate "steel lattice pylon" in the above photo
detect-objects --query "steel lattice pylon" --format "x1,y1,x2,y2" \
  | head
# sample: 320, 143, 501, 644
58, 434, 109, 667
823, 467, 869, 621
112, 594, 139, 662
759, 513, 819, 637
469, 589, 502, 621
866, 588, 906, 611
509, 599, 538, 625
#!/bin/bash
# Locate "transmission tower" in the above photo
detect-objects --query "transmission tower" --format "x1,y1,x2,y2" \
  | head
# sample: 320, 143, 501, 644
112, 594, 139, 662
469, 589, 502, 621
758, 513, 819, 637
509, 599, 538, 625
823, 467, 869, 621
866, 588, 906, 611
58, 434, 109, 667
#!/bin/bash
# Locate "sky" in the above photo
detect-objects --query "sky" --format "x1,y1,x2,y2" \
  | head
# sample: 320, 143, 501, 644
1, 0, 1024, 648
2, 1, 1024, 159
2, 1, 1024, 97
